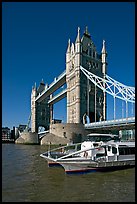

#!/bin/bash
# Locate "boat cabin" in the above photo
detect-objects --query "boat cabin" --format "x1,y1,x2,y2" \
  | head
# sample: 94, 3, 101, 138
80, 133, 120, 158
91, 141, 135, 162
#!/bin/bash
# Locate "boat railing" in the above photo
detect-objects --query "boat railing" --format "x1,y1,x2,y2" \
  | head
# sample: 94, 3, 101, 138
55, 145, 104, 161
44, 142, 82, 158
118, 154, 135, 161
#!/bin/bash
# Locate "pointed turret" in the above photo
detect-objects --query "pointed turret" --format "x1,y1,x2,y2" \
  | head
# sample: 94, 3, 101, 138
66, 39, 71, 53
84, 26, 91, 37
40, 78, 45, 85
101, 40, 107, 65
66, 39, 71, 63
32, 82, 36, 91
37, 79, 45, 94
71, 42, 75, 54
75, 27, 81, 54
76, 27, 81, 43
34, 82, 36, 89
31, 82, 37, 99
101, 40, 107, 54
101, 40, 107, 76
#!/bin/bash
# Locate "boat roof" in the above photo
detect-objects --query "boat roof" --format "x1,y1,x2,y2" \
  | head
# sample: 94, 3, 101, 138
87, 133, 119, 137
103, 141, 135, 147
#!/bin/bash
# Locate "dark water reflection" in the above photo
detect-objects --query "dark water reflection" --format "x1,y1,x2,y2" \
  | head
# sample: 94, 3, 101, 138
2, 144, 135, 202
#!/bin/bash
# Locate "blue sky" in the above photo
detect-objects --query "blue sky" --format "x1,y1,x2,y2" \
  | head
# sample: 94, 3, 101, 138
2, 2, 135, 129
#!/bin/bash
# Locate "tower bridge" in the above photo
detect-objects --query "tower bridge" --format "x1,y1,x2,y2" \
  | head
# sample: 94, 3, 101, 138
29, 27, 135, 143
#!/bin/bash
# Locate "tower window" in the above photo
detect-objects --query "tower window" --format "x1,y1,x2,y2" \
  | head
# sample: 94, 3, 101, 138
63, 132, 67, 138
93, 52, 95, 58
89, 49, 92, 56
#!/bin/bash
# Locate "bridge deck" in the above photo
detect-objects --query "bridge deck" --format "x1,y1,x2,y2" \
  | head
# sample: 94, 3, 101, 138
85, 117, 135, 130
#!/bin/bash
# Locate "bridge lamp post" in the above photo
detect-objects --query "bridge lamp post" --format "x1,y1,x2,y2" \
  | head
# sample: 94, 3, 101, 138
122, 100, 124, 119
87, 77, 90, 119
131, 102, 134, 117
126, 100, 128, 119
113, 84, 116, 120
87, 62, 92, 120
126, 88, 128, 119
113, 96, 116, 121
95, 80, 97, 122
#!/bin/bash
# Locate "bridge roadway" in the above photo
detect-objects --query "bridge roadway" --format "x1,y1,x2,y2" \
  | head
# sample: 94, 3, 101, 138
84, 117, 135, 131
2, 138, 15, 143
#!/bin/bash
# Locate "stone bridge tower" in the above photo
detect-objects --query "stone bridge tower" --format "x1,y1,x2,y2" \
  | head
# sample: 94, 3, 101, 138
66, 27, 107, 124
31, 80, 50, 132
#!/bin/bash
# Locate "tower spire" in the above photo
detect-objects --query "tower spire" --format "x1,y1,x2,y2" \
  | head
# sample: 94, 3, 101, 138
84, 26, 90, 37
76, 27, 81, 43
85, 26, 88, 34
101, 39, 107, 74
66, 39, 71, 53
34, 82, 36, 89
101, 40, 107, 54
66, 39, 71, 64
41, 78, 44, 84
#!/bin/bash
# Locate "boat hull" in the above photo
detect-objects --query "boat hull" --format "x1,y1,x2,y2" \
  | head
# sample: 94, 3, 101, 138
58, 160, 135, 174
48, 161, 62, 167
40, 153, 63, 167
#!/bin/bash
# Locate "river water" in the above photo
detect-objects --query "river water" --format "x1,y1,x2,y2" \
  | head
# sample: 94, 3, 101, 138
2, 143, 135, 202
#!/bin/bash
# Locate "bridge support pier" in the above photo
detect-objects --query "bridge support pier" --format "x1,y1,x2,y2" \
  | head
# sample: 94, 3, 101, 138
15, 132, 39, 144
40, 123, 87, 145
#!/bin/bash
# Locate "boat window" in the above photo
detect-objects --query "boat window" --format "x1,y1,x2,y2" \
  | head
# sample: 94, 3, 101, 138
118, 147, 135, 155
93, 143, 99, 147
96, 153, 105, 158
86, 136, 113, 142
112, 147, 117, 154
113, 136, 121, 142
108, 146, 111, 151
86, 135, 120, 142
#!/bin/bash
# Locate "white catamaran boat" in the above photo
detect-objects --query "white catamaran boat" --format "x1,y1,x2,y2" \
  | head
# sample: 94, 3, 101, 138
39, 133, 135, 174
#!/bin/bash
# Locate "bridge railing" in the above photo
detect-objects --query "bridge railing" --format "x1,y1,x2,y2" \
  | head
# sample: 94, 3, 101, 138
48, 70, 66, 90
85, 117, 135, 128
38, 130, 49, 134
36, 70, 66, 98
47, 70, 66, 89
